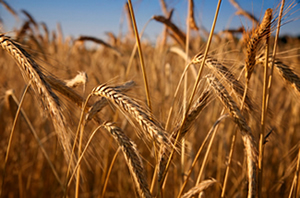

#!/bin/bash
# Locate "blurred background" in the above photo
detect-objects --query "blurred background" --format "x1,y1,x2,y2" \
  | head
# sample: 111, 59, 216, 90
1, 0, 300, 42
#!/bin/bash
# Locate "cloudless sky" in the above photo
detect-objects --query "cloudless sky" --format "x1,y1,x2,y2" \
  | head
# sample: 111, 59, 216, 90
1, 0, 300, 42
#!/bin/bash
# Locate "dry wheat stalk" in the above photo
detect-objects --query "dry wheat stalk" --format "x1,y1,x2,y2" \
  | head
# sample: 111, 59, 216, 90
206, 74, 257, 198
192, 53, 254, 111
245, 8, 272, 82
92, 84, 168, 145
0, 34, 72, 163
103, 122, 152, 198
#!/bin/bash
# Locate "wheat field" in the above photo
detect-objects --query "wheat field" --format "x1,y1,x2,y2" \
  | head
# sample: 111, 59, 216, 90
0, 0, 300, 198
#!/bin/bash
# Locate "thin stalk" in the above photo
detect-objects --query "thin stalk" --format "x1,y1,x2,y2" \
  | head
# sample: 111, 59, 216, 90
159, 0, 222, 188
240, 82, 248, 110
8, 90, 64, 191
75, 94, 93, 198
195, 109, 225, 185
150, 163, 158, 194
288, 146, 300, 198
125, 19, 151, 79
67, 125, 102, 187
177, 114, 227, 198
101, 148, 121, 198
295, 146, 300, 197
181, 0, 192, 187
259, 21, 271, 198
127, 1, 152, 111
66, 93, 92, 178
265, 0, 285, 117
221, 127, 237, 198
1, 84, 30, 196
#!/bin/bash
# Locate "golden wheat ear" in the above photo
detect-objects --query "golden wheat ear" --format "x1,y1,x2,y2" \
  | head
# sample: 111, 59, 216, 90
0, 34, 73, 163
206, 74, 257, 198
92, 84, 169, 146
257, 55, 300, 96
244, 8, 273, 82
192, 53, 256, 112
103, 122, 152, 198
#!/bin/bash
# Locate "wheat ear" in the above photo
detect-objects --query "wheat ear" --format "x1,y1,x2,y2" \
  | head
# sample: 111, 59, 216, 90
157, 90, 211, 183
206, 75, 257, 198
0, 34, 72, 162
181, 178, 217, 198
258, 56, 300, 95
245, 8, 272, 82
92, 84, 168, 145
172, 89, 211, 141
192, 53, 255, 111
103, 122, 152, 198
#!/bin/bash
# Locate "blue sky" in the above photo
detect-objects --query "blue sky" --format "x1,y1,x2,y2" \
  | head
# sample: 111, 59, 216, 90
1, 0, 299, 42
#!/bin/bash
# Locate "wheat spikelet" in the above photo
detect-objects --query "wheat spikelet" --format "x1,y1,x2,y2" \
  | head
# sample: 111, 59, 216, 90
0, 34, 72, 163
257, 55, 300, 95
192, 53, 255, 111
92, 84, 168, 145
172, 89, 211, 140
157, 90, 211, 182
274, 62, 300, 94
206, 74, 257, 198
64, 71, 88, 88
86, 81, 136, 121
245, 8, 272, 82
45, 75, 86, 108
181, 178, 217, 198
103, 122, 152, 198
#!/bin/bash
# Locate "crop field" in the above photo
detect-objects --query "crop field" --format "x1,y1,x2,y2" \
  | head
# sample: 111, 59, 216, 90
0, 0, 300, 197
